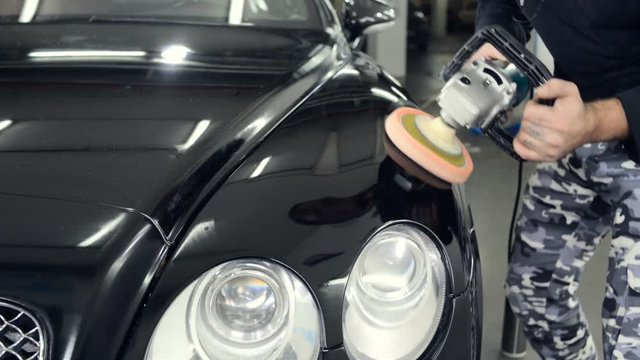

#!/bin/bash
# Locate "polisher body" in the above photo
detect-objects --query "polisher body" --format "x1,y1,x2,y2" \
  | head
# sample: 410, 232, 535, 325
437, 60, 529, 130
385, 59, 530, 184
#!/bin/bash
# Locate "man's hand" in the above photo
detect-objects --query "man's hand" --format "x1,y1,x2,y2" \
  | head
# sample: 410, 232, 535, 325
469, 43, 507, 62
514, 79, 594, 162
513, 79, 629, 162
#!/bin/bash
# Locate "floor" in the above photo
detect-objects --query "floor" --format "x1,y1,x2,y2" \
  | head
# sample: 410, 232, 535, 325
405, 36, 610, 360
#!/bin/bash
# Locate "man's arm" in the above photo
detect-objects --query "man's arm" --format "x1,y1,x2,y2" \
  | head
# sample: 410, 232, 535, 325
589, 98, 629, 142
616, 87, 640, 160
476, 0, 531, 43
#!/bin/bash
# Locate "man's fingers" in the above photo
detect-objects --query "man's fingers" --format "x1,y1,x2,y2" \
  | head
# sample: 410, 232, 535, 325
523, 101, 555, 126
513, 133, 548, 162
520, 121, 564, 149
535, 79, 579, 100
520, 121, 545, 141
468, 43, 507, 62
514, 129, 564, 162
514, 138, 546, 162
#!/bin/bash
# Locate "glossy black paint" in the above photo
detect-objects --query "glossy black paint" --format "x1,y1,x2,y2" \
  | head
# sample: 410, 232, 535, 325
0, 1, 481, 359
121, 53, 480, 358
408, 3, 431, 52
0, 23, 344, 241
343, 0, 396, 42
0, 193, 167, 360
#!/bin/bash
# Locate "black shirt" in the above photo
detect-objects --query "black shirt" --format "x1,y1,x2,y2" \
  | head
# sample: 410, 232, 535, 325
476, 0, 640, 158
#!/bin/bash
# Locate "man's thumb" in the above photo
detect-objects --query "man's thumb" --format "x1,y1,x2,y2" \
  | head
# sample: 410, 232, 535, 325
535, 79, 579, 100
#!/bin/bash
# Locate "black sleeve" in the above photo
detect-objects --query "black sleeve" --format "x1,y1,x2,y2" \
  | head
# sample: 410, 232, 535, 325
617, 86, 640, 162
475, 0, 532, 44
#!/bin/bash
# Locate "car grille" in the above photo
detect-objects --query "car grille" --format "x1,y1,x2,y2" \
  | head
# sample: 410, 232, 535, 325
0, 301, 44, 360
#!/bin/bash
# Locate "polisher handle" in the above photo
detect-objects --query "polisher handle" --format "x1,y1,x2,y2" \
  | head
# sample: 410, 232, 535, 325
440, 26, 553, 86
483, 121, 521, 160
484, 99, 554, 161
441, 26, 554, 161
537, 98, 555, 107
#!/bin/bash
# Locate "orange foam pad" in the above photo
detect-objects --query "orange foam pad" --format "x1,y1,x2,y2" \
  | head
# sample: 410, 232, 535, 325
384, 107, 474, 184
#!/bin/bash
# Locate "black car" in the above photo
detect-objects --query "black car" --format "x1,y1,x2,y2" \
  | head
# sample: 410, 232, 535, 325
0, 1, 481, 359
408, 1, 431, 51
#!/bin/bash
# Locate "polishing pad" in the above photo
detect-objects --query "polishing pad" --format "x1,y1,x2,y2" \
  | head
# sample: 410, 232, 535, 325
384, 107, 474, 184
383, 134, 451, 190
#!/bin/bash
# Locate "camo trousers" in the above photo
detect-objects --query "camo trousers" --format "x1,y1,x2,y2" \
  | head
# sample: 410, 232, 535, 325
506, 142, 640, 360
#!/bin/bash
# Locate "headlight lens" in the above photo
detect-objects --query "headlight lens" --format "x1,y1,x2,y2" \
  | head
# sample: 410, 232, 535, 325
215, 276, 279, 334
146, 259, 323, 360
343, 224, 447, 360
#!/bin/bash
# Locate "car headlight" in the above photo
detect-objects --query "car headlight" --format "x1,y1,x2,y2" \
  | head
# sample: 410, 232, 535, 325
146, 259, 323, 360
343, 223, 447, 360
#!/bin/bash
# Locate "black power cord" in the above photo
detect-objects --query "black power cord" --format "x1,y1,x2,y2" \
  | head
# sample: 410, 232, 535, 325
502, 157, 526, 358
507, 88, 535, 259
508, 160, 524, 261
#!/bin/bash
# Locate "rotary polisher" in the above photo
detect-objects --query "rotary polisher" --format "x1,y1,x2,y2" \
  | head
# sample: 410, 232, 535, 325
385, 26, 553, 184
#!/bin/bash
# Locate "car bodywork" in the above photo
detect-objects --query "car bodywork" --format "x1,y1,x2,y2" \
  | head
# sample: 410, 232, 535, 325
0, 1, 481, 359
408, 1, 430, 51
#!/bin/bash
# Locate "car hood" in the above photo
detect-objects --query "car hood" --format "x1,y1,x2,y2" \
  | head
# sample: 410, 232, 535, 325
0, 23, 345, 242
0, 23, 347, 360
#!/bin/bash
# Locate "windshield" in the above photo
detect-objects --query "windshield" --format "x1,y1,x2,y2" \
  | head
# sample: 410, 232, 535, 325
0, 0, 323, 29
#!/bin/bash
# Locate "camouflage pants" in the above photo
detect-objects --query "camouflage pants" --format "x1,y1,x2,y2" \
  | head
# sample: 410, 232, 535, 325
507, 142, 640, 360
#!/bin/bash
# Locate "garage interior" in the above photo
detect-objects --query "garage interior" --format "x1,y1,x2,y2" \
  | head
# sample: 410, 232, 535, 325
372, 1, 611, 359
0, 0, 617, 359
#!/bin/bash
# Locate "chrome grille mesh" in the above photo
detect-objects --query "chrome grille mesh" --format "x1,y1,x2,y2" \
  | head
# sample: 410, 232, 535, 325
0, 301, 44, 360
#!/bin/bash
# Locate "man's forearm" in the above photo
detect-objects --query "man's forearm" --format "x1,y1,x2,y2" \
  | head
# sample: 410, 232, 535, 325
587, 98, 630, 142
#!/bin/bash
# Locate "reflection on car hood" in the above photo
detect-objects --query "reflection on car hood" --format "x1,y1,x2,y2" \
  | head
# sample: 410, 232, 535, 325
0, 23, 329, 69
0, 23, 345, 241
0, 23, 348, 360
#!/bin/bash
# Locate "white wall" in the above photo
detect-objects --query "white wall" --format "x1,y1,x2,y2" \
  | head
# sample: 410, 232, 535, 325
367, 0, 408, 80
432, 0, 448, 37
528, 32, 554, 73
